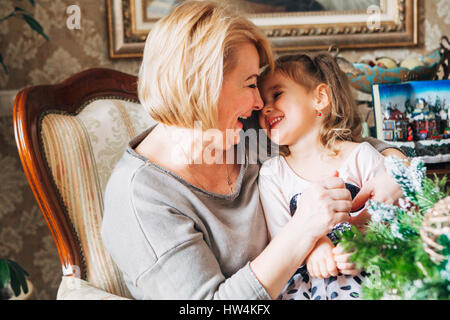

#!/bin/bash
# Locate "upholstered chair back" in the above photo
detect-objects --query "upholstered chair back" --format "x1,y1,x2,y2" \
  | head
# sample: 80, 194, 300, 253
14, 69, 156, 299
42, 98, 155, 297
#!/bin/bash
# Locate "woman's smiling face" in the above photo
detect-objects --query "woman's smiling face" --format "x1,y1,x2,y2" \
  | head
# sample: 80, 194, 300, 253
217, 42, 264, 148
258, 71, 318, 146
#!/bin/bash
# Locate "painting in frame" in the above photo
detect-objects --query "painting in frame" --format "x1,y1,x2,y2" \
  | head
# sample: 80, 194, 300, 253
106, 0, 418, 59
372, 80, 450, 163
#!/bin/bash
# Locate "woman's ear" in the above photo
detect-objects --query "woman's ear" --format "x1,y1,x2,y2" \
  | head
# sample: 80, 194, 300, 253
313, 83, 331, 112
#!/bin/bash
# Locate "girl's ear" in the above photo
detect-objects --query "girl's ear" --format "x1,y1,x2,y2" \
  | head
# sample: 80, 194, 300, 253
313, 83, 331, 112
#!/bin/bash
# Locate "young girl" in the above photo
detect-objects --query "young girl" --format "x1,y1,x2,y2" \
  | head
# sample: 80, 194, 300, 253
257, 53, 399, 300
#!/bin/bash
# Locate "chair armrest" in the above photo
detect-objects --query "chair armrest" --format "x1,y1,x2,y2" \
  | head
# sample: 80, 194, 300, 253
57, 276, 131, 300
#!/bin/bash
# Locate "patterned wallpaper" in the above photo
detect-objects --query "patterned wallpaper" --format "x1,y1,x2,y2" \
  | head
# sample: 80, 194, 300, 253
0, 0, 448, 299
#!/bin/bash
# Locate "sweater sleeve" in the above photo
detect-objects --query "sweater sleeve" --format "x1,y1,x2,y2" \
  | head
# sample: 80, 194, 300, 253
363, 136, 405, 155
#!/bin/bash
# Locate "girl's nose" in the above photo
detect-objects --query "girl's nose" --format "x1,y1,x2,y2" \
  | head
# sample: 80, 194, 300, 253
262, 105, 273, 115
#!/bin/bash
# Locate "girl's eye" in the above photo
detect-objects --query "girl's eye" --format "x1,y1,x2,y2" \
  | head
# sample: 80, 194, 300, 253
273, 91, 282, 99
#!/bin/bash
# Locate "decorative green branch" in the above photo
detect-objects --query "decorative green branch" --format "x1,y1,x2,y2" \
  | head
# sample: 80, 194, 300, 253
337, 157, 450, 300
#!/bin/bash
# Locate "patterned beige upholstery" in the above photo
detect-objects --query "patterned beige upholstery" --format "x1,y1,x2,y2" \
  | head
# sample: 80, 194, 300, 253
40, 98, 156, 299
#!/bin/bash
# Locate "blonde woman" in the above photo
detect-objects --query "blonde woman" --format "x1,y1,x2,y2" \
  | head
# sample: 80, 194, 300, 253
101, 1, 405, 300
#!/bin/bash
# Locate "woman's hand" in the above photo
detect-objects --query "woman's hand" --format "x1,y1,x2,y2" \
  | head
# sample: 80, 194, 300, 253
306, 236, 338, 279
332, 244, 360, 276
350, 171, 403, 212
293, 171, 352, 240
349, 209, 371, 232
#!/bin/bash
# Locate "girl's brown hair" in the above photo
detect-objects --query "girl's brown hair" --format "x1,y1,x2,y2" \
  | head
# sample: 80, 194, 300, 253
261, 52, 362, 157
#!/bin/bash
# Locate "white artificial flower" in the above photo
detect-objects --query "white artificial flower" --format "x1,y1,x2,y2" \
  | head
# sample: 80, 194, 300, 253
390, 223, 404, 239
367, 200, 397, 223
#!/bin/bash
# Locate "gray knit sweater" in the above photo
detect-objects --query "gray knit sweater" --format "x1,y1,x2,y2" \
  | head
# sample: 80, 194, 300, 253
101, 125, 397, 300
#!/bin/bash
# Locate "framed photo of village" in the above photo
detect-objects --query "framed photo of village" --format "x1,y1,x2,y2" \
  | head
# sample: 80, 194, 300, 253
372, 80, 450, 163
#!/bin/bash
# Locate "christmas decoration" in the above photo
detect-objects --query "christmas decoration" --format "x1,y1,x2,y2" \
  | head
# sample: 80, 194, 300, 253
338, 157, 450, 299
420, 197, 450, 263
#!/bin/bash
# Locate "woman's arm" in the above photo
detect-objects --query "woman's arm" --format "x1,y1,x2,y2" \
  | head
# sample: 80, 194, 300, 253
103, 166, 351, 300
380, 147, 407, 159
251, 173, 352, 299
363, 137, 406, 159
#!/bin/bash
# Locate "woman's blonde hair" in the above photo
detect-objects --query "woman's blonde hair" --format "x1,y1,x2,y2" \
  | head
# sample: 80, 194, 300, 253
138, 0, 274, 130
260, 52, 362, 157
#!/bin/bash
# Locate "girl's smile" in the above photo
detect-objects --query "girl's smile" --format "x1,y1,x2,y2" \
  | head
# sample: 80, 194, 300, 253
266, 116, 285, 130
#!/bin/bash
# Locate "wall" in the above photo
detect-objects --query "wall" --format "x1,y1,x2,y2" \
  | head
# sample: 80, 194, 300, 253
0, 0, 448, 299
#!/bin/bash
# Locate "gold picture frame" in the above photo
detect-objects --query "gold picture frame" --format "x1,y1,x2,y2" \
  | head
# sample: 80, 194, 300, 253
106, 0, 419, 59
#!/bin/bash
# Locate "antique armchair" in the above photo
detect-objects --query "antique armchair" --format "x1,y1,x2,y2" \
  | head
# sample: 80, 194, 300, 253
13, 68, 156, 299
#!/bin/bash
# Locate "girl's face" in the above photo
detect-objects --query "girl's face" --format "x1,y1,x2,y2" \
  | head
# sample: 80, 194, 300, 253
259, 72, 319, 146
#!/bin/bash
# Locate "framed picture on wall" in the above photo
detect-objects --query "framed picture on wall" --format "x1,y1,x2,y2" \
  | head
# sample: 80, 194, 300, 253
106, 0, 418, 59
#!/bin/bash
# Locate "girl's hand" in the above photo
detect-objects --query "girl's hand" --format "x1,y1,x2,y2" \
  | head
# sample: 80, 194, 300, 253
293, 171, 352, 240
350, 171, 402, 212
332, 244, 360, 276
306, 236, 338, 279
349, 209, 371, 232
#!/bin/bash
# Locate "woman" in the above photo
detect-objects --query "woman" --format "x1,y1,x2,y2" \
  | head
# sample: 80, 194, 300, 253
101, 0, 404, 300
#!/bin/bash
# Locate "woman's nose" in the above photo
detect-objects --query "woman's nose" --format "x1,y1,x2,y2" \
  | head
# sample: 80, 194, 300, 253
253, 89, 264, 110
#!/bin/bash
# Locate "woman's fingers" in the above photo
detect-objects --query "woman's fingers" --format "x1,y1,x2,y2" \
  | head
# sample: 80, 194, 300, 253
333, 211, 351, 226
321, 177, 345, 190
327, 188, 352, 201
332, 200, 353, 213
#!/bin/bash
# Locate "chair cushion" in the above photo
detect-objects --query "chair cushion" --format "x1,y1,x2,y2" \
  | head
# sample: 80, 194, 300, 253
57, 276, 130, 300
40, 98, 156, 298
